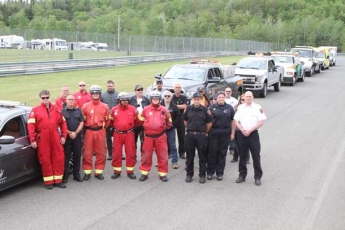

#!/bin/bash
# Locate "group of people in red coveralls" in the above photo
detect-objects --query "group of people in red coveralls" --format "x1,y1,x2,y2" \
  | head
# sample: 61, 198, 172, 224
27, 82, 172, 189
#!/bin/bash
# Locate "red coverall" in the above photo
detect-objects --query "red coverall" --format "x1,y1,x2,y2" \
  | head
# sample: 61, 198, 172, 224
138, 104, 172, 177
110, 104, 138, 175
55, 96, 66, 111
81, 100, 110, 175
27, 103, 67, 185
74, 91, 91, 108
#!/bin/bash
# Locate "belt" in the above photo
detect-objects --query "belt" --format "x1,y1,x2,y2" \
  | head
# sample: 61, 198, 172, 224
114, 128, 134, 134
145, 131, 165, 138
187, 131, 206, 134
85, 126, 103, 131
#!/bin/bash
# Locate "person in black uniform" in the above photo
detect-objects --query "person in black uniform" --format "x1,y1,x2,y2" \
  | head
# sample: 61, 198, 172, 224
207, 91, 235, 181
61, 94, 85, 183
183, 92, 212, 184
171, 83, 188, 159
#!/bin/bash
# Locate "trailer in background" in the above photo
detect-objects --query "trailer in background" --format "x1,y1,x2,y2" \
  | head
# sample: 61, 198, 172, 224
0, 35, 25, 49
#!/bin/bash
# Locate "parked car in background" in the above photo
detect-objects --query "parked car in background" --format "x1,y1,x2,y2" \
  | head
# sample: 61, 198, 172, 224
147, 59, 243, 100
290, 46, 320, 77
0, 101, 40, 192
271, 52, 305, 86
319, 46, 337, 66
314, 48, 329, 70
234, 52, 283, 98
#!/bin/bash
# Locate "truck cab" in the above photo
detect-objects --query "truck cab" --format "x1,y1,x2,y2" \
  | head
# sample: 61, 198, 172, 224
147, 59, 243, 100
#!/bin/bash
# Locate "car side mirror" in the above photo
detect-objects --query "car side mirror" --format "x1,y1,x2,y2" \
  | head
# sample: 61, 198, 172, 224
0, 135, 15, 144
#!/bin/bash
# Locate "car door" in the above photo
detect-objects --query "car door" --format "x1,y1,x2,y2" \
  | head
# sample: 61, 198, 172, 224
207, 67, 225, 95
0, 115, 38, 190
267, 60, 275, 86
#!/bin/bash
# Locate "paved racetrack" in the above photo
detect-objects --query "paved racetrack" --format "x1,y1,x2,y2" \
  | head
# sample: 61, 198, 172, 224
1, 57, 345, 230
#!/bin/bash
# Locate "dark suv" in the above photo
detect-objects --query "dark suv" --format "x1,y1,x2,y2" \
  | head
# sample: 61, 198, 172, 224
147, 59, 243, 99
0, 101, 41, 192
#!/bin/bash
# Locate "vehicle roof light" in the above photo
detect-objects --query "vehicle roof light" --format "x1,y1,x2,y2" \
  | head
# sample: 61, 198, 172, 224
0, 100, 21, 107
190, 59, 220, 64
248, 51, 271, 56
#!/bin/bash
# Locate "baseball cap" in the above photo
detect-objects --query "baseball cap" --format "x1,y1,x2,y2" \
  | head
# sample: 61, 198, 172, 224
212, 94, 217, 100
156, 79, 163, 84
192, 92, 201, 98
197, 87, 204, 92
134, 84, 143, 90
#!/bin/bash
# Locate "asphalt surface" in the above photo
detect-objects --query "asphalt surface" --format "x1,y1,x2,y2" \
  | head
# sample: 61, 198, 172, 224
1, 58, 345, 230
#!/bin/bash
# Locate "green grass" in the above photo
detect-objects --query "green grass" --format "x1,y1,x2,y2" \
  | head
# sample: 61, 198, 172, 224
0, 56, 242, 106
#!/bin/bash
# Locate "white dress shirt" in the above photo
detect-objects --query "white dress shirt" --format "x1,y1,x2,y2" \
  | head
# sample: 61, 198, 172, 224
234, 102, 267, 130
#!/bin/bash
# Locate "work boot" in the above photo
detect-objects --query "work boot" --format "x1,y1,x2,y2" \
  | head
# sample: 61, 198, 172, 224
255, 179, 261, 186
199, 176, 206, 184
127, 173, 136, 179
107, 154, 112, 161
172, 163, 179, 169
54, 183, 67, 188
231, 158, 238, 163
160, 176, 168, 182
73, 175, 83, 182
236, 177, 245, 183
185, 175, 192, 183
217, 176, 223, 181
139, 174, 148, 181
46, 184, 54, 189
122, 154, 125, 160
179, 153, 186, 159
83, 174, 90, 181
207, 175, 213, 180
63, 177, 68, 183
111, 173, 121, 179
95, 174, 104, 180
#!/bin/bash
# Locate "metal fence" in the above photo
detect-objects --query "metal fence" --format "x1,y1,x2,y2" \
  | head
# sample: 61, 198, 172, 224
0, 28, 291, 63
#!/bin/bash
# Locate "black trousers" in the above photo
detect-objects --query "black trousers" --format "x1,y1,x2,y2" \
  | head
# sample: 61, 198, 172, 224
185, 133, 207, 177
106, 126, 113, 156
64, 136, 82, 178
233, 130, 250, 161
134, 125, 144, 152
236, 130, 263, 179
207, 129, 230, 176
176, 122, 186, 155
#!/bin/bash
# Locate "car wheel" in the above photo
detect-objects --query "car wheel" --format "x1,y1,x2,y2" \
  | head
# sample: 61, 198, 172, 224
274, 77, 281, 92
235, 90, 242, 100
290, 75, 296, 86
260, 82, 267, 98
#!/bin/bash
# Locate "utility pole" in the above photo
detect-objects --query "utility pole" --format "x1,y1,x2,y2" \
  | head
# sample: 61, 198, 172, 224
117, 16, 120, 51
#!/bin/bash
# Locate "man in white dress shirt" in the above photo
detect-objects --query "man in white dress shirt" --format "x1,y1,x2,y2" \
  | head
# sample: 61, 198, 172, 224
234, 91, 266, 186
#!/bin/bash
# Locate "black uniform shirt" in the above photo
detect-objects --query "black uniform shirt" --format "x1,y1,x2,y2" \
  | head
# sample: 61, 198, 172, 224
172, 94, 188, 114
209, 103, 235, 129
61, 107, 85, 133
183, 104, 212, 132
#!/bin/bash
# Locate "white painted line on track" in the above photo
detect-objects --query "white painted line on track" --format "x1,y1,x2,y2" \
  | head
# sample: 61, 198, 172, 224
302, 135, 345, 230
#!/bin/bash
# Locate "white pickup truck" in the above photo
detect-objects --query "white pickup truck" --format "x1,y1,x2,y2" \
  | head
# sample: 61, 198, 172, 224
234, 53, 283, 98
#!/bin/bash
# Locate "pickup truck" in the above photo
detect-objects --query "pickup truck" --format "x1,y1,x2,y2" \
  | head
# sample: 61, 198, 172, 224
147, 59, 243, 100
234, 53, 283, 98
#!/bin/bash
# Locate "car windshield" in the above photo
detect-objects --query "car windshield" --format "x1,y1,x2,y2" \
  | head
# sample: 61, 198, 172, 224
291, 49, 312, 58
237, 59, 266, 70
163, 67, 205, 81
315, 52, 325, 58
272, 56, 292, 63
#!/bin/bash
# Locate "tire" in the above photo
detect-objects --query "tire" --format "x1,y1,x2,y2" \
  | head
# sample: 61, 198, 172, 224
290, 74, 296, 86
300, 72, 305, 82
235, 89, 242, 100
260, 82, 267, 98
274, 77, 281, 92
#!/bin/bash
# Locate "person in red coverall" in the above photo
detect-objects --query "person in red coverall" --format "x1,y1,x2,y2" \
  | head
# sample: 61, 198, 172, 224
74, 81, 91, 108
27, 90, 68, 189
138, 91, 172, 182
110, 92, 138, 180
55, 85, 70, 111
81, 85, 110, 181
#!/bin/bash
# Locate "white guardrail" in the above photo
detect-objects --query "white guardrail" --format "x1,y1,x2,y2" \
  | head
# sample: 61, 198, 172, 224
0, 52, 245, 77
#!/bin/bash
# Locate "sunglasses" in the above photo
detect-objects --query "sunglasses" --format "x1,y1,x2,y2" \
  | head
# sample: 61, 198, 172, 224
241, 99, 245, 101
41, 96, 50, 100
164, 95, 171, 97
136, 88, 143, 91
79, 84, 85, 87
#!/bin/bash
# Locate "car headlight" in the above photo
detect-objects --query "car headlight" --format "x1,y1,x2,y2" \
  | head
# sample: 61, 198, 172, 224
255, 75, 264, 82
285, 70, 294, 76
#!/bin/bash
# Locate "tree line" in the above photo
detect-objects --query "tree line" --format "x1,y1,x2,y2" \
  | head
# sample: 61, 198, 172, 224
0, 0, 344, 51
